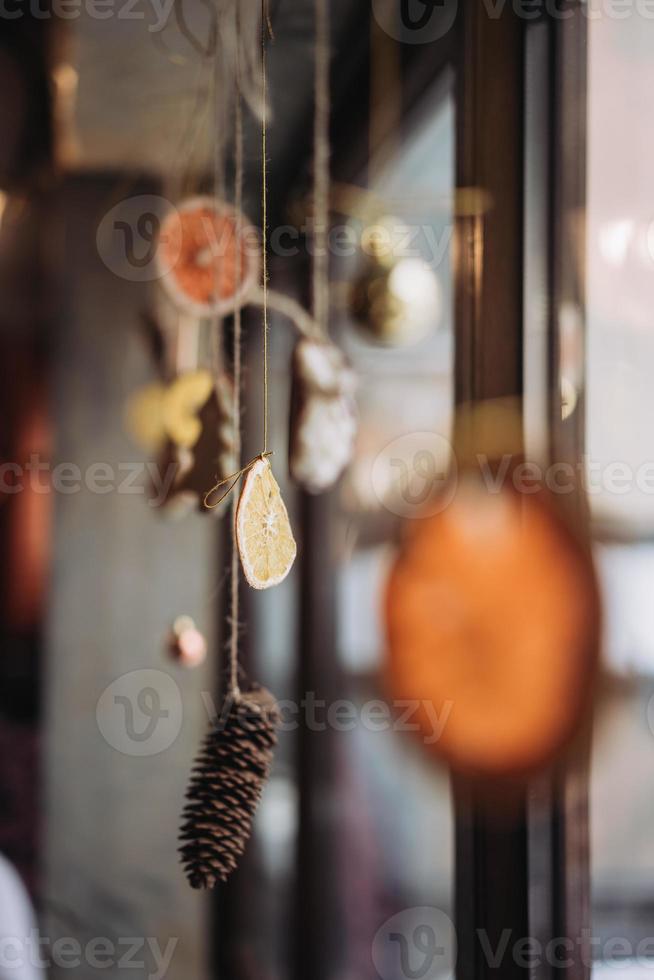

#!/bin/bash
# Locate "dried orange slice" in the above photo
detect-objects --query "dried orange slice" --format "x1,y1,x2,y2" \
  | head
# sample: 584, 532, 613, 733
385, 480, 598, 777
236, 457, 297, 589
157, 197, 258, 317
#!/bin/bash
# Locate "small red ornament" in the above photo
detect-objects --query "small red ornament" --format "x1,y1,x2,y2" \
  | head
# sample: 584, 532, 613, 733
168, 615, 207, 668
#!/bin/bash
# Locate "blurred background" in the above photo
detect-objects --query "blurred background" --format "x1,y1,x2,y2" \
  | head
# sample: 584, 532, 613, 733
0, 1, 653, 979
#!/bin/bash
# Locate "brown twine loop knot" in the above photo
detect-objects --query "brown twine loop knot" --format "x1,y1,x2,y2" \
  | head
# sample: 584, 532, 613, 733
203, 451, 273, 511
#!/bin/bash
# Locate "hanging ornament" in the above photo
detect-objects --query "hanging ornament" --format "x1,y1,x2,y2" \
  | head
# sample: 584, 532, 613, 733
289, 338, 357, 493
179, 684, 278, 887
168, 615, 207, 668
197, 2, 298, 580
164, 369, 215, 447
236, 456, 296, 589
178, 1, 281, 893
350, 218, 442, 347
385, 477, 598, 778
285, 0, 358, 496
227, 3, 296, 590
156, 196, 259, 317
158, 373, 238, 515
124, 381, 167, 452
125, 369, 214, 452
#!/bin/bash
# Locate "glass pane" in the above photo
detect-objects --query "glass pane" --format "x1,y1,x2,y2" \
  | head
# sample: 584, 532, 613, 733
249, 78, 456, 979
587, 11, 654, 975
335, 81, 455, 956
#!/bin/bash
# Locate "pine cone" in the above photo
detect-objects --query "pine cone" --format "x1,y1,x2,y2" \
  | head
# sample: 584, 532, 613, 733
179, 684, 278, 888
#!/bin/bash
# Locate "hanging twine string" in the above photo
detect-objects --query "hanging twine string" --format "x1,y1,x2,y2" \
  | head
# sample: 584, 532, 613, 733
312, 0, 330, 336
227, 7, 244, 701
261, 0, 273, 453
204, 0, 274, 519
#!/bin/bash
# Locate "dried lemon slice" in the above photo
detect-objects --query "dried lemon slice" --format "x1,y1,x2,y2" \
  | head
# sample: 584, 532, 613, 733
236, 457, 297, 589
163, 370, 213, 448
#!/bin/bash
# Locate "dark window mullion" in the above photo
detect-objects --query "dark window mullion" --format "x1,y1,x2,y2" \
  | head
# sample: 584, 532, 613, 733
453, 4, 529, 979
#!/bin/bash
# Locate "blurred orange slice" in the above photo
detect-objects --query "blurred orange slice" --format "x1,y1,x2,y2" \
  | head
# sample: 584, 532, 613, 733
157, 197, 258, 317
236, 458, 297, 590
385, 481, 598, 777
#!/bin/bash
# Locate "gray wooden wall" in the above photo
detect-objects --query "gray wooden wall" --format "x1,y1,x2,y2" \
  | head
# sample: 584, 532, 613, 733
43, 176, 216, 980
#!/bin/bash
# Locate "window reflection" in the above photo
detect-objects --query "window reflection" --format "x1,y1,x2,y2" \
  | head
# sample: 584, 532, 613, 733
588, 10, 654, 974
